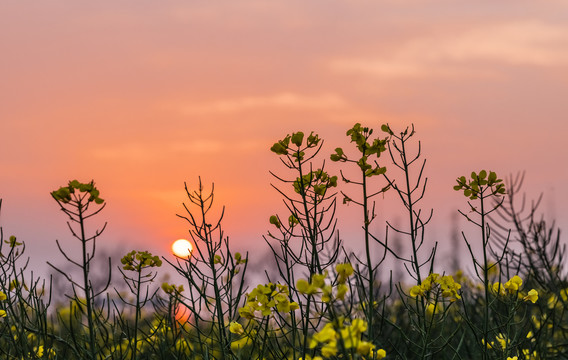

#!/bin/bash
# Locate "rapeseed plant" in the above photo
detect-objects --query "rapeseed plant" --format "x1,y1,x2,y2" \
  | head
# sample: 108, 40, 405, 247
0, 124, 566, 359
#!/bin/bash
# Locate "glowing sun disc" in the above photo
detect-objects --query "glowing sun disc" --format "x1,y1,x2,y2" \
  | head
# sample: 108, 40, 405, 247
172, 239, 193, 258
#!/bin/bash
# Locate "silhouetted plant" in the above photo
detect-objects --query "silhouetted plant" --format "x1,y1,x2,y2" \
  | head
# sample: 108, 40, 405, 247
49, 180, 111, 359
266, 131, 342, 359
330, 123, 390, 345
1, 124, 566, 359
165, 178, 249, 359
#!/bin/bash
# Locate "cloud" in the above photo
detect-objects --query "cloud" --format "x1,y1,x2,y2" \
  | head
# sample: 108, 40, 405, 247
330, 20, 568, 78
177, 92, 348, 115
91, 143, 161, 162
169, 140, 223, 154
90, 139, 266, 162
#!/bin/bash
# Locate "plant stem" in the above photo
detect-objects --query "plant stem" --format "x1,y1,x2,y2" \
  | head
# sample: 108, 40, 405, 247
78, 201, 96, 360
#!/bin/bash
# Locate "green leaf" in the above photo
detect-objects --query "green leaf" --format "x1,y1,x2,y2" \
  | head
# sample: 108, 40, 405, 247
291, 132, 304, 147
330, 148, 345, 162
270, 142, 288, 155
307, 132, 320, 147
269, 215, 281, 229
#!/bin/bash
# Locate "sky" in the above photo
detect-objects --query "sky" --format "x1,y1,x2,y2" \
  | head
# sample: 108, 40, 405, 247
1, 1, 567, 277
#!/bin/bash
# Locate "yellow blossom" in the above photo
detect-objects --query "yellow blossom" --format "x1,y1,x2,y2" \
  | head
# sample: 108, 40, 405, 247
492, 282, 506, 296
311, 323, 336, 347
504, 275, 523, 293
336, 284, 348, 300
495, 333, 509, 350
374, 349, 387, 359
426, 303, 440, 316
297, 279, 318, 295
356, 341, 375, 356
311, 273, 327, 288
230, 336, 251, 351
524, 289, 538, 303
35, 345, 44, 358
321, 342, 338, 357
410, 285, 422, 297
229, 322, 244, 335
336, 263, 354, 283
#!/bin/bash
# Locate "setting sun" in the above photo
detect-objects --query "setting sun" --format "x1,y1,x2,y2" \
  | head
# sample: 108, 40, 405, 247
172, 239, 193, 258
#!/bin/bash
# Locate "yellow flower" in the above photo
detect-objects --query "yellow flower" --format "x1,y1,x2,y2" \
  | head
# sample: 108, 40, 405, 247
321, 285, 333, 303
337, 284, 348, 300
561, 288, 568, 301
35, 345, 44, 358
0, 310, 6, 317
374, 349, 387, 359
238, 304, 255, 319
311, 323, 336, 346
336, 263, 354, 283
356, 341, 375, 356
426, 303, 440, 316
504, 275, 523, 293
495, 333, 509, 350
230, 336, 251, 351
524, 289, 538, 303
351, 318, 367, 334
0, 291, 6, 301
311, 273, 326, 288
297, 279, 318, 295
548, 293, 558, 309
438, 275, 461, 300
321, 342, 338, 357
410, 285, 422, 297
492, 282, 506, 296
229, 322, 244, 335
507, 357, 518, 360
522, 348, 538, 359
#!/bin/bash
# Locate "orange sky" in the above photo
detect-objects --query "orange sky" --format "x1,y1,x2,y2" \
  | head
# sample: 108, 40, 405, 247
1, 1, 567, 274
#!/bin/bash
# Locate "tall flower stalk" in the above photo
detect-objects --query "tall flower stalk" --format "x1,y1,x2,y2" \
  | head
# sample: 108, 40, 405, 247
454, 170, 506, 360
49, 180, 110, 360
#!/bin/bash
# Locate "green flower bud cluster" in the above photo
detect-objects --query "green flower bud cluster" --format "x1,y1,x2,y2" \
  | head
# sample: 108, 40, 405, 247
270, 131, 321, 162
121, 250, 162, 272
331, 123, 389, 177
51, 180, 104, 204
234, 252, 247, 265
269, 215, 281, 228
5, 235, 22, 248
238, 283, 299, 319
293, 170, 338, 196
454, 170, 505, 200
161, 282, 184, 295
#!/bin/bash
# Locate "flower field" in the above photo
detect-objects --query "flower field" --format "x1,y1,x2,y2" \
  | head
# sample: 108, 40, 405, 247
0, 123, 565, 359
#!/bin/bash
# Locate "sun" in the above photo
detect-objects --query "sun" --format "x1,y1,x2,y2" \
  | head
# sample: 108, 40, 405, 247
172, 239, 193, 258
